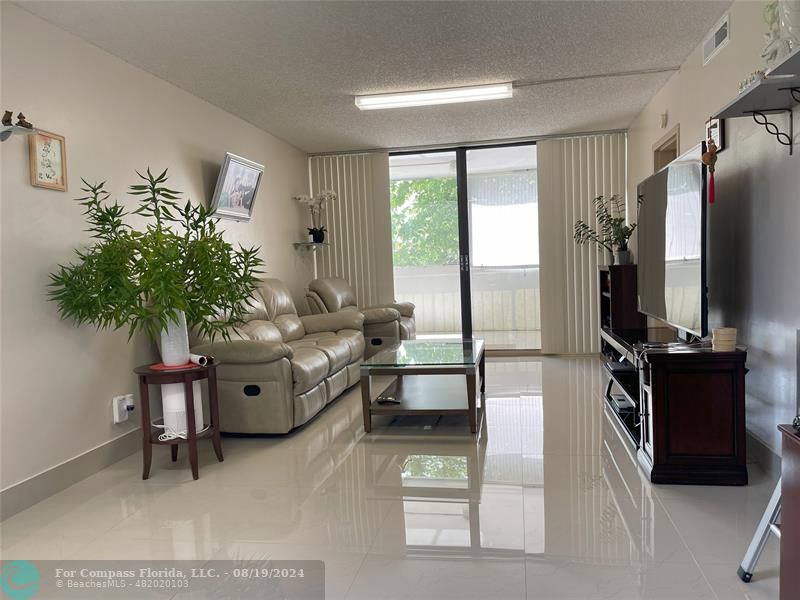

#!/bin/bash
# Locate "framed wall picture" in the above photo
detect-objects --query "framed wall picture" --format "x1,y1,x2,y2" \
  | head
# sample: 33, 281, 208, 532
705, 118, 725, 152
28, 130, 67, 191
209, 152, 264, 222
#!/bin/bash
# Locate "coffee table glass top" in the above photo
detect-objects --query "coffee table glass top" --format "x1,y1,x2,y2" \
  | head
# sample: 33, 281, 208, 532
362, 339, 484, 368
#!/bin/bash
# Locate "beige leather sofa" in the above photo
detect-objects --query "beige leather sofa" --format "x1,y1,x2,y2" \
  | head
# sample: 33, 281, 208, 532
305, 277, 416, 358
192, 278, 365, 434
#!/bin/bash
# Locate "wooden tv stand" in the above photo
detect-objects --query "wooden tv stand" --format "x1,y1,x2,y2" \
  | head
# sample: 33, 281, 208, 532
600, 326, 748, 485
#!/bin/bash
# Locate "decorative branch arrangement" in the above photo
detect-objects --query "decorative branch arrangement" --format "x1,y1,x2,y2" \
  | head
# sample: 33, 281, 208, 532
49, 168, 263, 342
294, 190, 336, 242
573, 194, 639, 263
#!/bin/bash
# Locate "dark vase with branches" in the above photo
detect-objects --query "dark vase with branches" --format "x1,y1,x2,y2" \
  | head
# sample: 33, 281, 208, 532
49, 168, 263, 434
573, 194, 638, 265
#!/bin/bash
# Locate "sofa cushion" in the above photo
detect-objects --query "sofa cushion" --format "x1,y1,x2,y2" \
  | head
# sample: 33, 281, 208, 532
303, 332, 338, 341
287, 339, 321, 351
274, 314, 305, 342
287, 332, 338, 353
291, 347, 330, 394
337, 329, 366, 360
259, 278, 298, 318
191, 326, 239, 346
314, 337, 351, 372
308, 277, 358, 312
301, 312, 364, 334
240, 320, 283, 342
243, 293, 271, 321
256, 278, 306, 342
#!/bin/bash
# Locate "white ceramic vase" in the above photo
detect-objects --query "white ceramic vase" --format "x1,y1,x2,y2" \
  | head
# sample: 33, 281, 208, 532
160, 310, 190, 366
159, 310, 203, 437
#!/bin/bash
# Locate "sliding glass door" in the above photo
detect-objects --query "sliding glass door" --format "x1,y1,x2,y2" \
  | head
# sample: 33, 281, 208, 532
389, 144, 540, 350
466, 145, 540, 350
390, 152, 463, 337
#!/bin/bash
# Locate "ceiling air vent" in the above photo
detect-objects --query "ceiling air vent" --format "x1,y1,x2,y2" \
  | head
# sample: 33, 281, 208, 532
703, 14, 730, 65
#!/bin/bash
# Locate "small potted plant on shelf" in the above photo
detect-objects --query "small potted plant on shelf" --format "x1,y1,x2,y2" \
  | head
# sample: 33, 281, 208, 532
49, 168, 263, 434
574, 194, 638, 265
294, 190, 336, 243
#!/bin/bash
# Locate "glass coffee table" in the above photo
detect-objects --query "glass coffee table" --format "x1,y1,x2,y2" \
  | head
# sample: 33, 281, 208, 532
360, 339, 485, 434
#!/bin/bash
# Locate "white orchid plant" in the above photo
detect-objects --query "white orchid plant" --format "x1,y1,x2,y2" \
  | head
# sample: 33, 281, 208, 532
294, 190, 336, 232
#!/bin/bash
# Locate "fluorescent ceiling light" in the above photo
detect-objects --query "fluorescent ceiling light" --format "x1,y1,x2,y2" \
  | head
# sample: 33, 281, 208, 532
355, 83, 513, 110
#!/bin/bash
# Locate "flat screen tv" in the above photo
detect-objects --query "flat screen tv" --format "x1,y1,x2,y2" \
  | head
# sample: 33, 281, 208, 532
636, 143, 707, 338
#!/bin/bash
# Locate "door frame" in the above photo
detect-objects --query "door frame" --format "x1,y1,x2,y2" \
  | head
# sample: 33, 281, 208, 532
653, 125, 680, 172
456, 148, 473, 339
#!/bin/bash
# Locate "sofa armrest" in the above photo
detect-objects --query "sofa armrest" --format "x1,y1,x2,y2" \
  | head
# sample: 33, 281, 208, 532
301, 311, 364, 333
191, 339, 293, 364
368, 302, 415, 318
361, 306, 401, 324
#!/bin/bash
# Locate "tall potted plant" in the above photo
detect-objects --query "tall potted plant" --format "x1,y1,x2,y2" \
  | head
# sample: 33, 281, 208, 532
573, 194, 638, 265
49, 168, 263, 435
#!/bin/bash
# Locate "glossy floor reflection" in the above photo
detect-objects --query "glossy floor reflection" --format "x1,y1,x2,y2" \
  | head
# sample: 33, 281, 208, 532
0, 358, 780, 599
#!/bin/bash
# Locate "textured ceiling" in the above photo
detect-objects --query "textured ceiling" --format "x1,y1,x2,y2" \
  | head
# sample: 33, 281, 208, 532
19, 0, 732, 153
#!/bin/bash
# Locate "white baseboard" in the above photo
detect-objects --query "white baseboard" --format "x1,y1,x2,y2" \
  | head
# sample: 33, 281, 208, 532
0, 429, 141, 521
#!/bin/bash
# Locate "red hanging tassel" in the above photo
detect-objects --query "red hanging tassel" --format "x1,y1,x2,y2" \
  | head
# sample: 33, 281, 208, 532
702, 136, 718, 205
708, 170, 715, 204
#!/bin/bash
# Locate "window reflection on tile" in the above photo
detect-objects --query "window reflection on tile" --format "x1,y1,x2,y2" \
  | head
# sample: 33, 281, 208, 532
401, 455, 469, 489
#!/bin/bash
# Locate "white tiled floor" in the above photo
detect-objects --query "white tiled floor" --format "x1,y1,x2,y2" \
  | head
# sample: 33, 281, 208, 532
0, 358, 780, 599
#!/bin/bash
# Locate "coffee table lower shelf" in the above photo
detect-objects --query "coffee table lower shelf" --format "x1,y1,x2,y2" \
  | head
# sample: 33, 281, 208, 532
362, 374, 484, 434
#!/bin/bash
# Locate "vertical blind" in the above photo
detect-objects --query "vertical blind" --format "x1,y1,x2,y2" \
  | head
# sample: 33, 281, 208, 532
308, 153, 393, 307
538, 133, 627, 354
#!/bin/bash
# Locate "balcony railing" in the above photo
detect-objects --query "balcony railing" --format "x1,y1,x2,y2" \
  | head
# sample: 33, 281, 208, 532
394, 265, 541, 334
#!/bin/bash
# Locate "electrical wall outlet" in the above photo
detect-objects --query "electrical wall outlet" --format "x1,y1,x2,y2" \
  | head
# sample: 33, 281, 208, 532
124, 394, 135, 414
113, 394, 132, 424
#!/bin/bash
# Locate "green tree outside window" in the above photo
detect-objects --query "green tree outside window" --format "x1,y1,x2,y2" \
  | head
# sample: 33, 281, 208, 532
390, 177, 459, 268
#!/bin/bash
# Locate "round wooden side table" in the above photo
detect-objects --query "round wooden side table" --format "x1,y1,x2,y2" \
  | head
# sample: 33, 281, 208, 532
134, 360, 223, 480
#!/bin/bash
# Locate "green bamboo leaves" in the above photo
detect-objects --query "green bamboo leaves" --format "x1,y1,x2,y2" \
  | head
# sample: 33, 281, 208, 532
49, 169, 263, 342
573, 194, 638, 253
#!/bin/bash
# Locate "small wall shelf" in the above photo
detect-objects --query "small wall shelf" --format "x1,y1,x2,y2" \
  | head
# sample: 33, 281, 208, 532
713, 75, 800, 155
768, 47, 800, 77
293, 242, 329, 278
292, 242, 329, 251
0, 125, 38, 142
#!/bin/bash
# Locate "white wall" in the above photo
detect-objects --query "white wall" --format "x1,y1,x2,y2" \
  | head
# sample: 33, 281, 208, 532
627, 1, 766, 200
0, 4, 311, 490
628, 0, 800, 453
